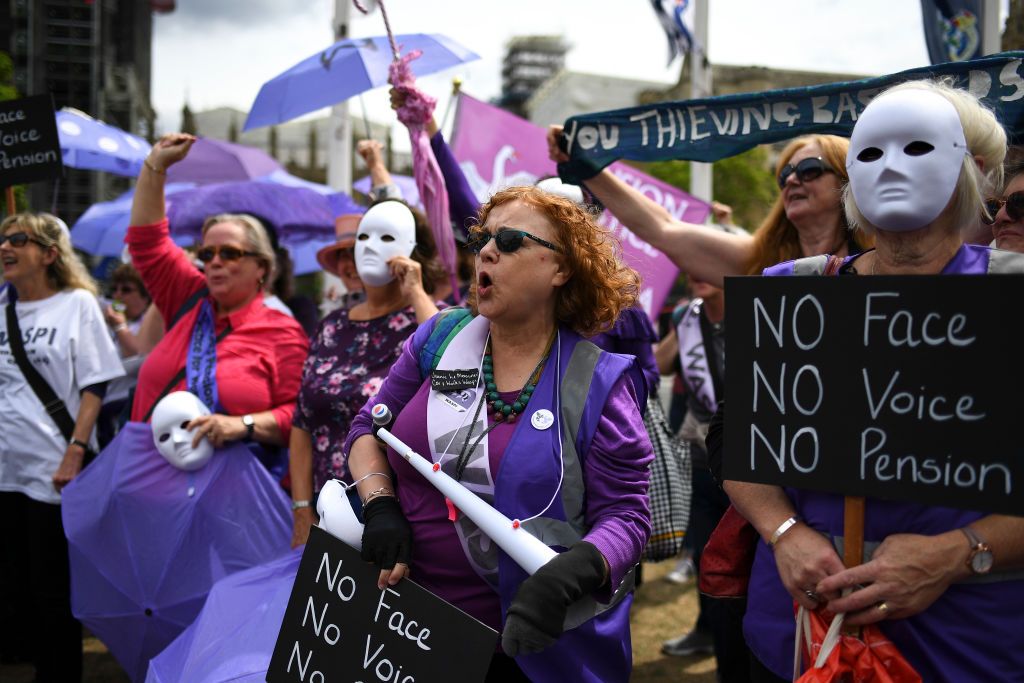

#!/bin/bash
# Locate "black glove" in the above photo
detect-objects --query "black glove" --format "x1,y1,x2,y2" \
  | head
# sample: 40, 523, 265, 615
360, 496, 412, 570
501, 541, 607, 657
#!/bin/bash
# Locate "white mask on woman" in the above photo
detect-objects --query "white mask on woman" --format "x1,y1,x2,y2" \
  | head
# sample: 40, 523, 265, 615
151, 391, 214, 471
847, 89, 969, 232
354, 201, 417, 287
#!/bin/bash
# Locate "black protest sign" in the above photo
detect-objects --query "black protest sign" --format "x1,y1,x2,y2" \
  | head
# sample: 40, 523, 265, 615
267, 526, 498, 683
0, 95, 62, 186
724, 275, 1024, 515
430, 368, 480, 393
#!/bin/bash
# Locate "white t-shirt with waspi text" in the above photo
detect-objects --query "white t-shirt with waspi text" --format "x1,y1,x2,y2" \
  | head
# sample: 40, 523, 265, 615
0, 288, 124, 504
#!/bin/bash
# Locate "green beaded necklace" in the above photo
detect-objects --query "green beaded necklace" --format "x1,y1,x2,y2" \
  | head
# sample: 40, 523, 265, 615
482, 334, 554, 423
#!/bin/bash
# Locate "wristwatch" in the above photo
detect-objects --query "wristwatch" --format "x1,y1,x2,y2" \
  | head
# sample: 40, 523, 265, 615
961, 526, 993, 575
241, 414, 255, 441
291, 499, 312, 511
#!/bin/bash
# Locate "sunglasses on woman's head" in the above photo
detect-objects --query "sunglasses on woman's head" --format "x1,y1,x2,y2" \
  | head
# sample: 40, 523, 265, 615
983, 191, 1024, 224
466, 229, 562, 255
196, 245, 260, 263
0, 232, 45, 248
777, 157, 833, 189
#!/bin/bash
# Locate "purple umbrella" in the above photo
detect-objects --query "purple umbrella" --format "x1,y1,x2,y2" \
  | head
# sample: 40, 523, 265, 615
62, 423, 292, 683
166, 137, 283, 185
145, 549, 302, 683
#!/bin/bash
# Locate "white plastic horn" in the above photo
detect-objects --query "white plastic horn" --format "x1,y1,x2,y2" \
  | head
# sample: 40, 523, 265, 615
376, 425, 556, 575
317, 479, 365, 549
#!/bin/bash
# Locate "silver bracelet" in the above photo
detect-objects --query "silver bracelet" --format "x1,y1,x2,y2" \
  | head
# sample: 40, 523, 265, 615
768, 516, 800, 547
352, 471, 392, 487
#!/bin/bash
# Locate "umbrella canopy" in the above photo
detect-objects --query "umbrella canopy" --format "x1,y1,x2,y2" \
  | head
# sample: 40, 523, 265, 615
71, 175, 364, 275
244, 33, 480, 131
56, 108, 152, 176
166, 137, 283, 185
62, 423, 292, 683
145, 548, 301, 683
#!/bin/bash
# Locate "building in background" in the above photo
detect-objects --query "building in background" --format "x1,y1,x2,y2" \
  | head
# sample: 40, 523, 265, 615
497, 35, 568, 119
1, 0, 170, 221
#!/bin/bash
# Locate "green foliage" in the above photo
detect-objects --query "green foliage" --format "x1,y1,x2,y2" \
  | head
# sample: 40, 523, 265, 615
0, 51, 16, 101
635, 145, 778, 232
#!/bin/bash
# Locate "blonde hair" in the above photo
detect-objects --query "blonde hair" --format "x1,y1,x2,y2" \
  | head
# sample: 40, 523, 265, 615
471, 186, 640, 336
745, 135, 865, 274
200, 213, 277, 284
1, 212, 98, 295
844, 79, 1006, 233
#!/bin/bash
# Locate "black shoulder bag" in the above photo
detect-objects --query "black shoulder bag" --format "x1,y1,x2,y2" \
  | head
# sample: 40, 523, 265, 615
5, 301, 79, 446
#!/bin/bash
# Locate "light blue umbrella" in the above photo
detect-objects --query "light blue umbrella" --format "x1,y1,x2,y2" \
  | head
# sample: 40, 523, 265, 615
57, 108, 151, 176
244, 33, 479, 131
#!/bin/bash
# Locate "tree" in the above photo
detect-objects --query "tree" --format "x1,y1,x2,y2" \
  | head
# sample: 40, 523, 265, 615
269, 125, 279, 160
228, 116, 239, 143
0, 50, 27, 215
635, 145, 778, 231
307, 122, 318, 171
181, 103, 197, 135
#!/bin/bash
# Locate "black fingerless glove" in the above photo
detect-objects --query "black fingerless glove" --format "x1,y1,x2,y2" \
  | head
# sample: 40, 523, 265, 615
501, 541, 607, 657
360, 496, 412, 570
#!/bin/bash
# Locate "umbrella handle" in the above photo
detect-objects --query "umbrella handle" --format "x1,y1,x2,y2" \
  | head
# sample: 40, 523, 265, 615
353, 0, 401, 61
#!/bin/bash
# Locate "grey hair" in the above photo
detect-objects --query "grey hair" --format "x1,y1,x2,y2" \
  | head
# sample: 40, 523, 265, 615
844, 78, 1006, 234
200, 213, 277, 285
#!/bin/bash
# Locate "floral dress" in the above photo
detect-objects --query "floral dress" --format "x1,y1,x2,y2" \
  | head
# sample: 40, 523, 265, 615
293, 306, 417, 490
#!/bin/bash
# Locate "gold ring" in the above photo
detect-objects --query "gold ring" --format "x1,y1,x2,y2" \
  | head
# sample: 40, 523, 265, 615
877, 601, 890, 615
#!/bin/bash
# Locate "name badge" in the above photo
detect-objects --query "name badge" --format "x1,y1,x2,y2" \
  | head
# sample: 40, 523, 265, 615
431, 368, 480, 393
435, 388, 478, 413
531, 409, 555, 431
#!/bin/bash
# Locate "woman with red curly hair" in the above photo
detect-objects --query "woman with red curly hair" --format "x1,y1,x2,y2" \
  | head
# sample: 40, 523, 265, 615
343, 186, 653, 682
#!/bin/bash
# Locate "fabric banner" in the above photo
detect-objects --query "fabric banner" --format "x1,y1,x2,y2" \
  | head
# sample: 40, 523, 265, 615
921, 0, 985, 64
451, 93, 710, 320
559, 51, 1024, 175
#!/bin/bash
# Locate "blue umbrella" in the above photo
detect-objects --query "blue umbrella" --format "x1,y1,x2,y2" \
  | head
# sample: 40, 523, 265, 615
71, 183, 196, 257
62, 423, 293, 683
145, 549, 302, 683
57, 108, 151, 176
244, 33, 480, 131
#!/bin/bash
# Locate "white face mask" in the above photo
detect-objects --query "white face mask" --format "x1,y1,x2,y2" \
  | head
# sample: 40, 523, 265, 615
847, 89, 969, 232
536, 177, 585, 206
354, 202, 417, 287
151, 391, 214, 471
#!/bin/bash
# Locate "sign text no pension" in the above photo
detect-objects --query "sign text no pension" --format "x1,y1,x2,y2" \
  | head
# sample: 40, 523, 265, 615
723, 275, 1024, 515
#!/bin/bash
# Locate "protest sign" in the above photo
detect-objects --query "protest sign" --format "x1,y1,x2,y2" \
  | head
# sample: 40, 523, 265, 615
723, 275, 1024, 515
267, 526, 498, 683
559, 52, 1024, 176
0, 94, 62, 187
451, 93, 711, 320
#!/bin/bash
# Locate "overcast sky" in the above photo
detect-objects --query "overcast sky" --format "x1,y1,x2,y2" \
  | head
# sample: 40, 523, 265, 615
150, 0, 1006, 136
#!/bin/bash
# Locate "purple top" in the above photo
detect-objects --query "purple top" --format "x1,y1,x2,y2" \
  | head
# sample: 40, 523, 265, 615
431, 130, 479, 240
294, 306, 418, 490
589, 304, 660, 401
746, 243, 1024, 681
345, 319, 652, 632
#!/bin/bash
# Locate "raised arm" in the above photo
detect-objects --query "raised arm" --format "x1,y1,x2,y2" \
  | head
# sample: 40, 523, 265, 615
547, 126, 754, 288
130, 133, 195, 227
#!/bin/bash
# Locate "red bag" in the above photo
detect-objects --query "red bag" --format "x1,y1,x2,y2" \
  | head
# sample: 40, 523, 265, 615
793, 605, 921, 683
698, 504, 759, 597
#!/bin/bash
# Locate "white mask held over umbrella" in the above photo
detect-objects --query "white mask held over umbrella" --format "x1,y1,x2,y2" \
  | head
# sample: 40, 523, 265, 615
151, 391, 214, 471
847, 88, 969, 232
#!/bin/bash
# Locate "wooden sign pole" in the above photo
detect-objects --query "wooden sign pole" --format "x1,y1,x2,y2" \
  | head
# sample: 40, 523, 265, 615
4, 186, 14, 216
843, 495, 865, 635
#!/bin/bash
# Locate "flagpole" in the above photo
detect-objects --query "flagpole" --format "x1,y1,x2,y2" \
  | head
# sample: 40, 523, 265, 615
982, 0, 1001, 54
689, 0, 713, 204
327, 0, 353, 192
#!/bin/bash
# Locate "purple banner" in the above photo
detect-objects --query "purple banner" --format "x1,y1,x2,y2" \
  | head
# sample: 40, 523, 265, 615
451, 94, 710, 320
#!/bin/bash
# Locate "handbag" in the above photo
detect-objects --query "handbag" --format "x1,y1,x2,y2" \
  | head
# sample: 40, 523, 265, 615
641, 396, 692, 562
793, 605, 921, 682
698, 503, 759, 597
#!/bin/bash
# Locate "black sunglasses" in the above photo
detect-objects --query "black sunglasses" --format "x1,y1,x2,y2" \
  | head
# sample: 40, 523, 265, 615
466, 229, 562, 255
777, 157, 833, 189
196, 245, 260, 263
983, 191, 1024, 225
0, 232, 46, 248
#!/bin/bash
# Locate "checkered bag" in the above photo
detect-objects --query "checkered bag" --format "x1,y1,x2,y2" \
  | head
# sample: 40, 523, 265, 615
641, 396, 692, 562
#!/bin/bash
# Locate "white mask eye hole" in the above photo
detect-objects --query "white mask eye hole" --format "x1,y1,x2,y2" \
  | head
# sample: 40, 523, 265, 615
159, 433, 171, 442
179, 420, 190, 429
857, 147, 884, 163
380, 234, 395, 242
357, 233, 369, 241
904, 141, 935, 156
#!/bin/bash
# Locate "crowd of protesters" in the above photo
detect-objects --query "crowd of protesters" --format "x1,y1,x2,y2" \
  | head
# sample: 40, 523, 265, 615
2, 76, 1024, 683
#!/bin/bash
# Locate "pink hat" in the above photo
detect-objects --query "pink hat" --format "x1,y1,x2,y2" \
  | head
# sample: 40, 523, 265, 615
316, 214, 362, 273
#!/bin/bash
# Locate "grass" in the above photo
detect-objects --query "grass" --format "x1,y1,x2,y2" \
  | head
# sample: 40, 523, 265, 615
0, 560, 717, 682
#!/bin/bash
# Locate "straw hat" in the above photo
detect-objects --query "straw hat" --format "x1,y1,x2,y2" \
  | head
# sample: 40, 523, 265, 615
316, 214, 363, 274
